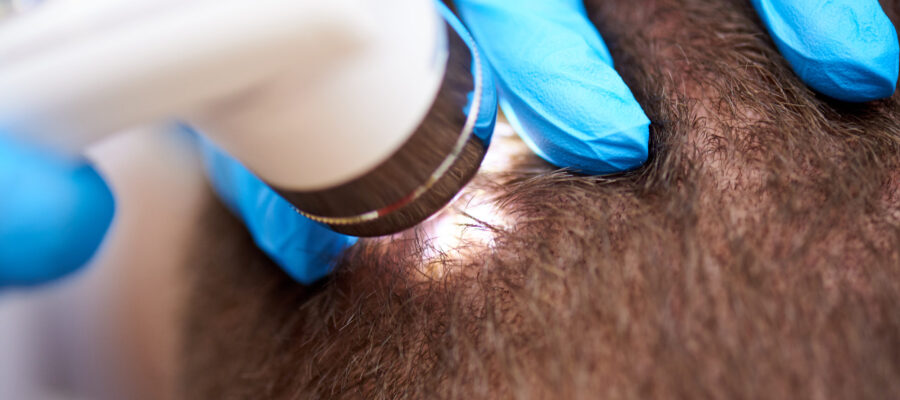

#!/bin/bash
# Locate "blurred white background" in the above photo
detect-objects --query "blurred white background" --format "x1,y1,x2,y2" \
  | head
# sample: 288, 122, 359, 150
0, 127, 207, 400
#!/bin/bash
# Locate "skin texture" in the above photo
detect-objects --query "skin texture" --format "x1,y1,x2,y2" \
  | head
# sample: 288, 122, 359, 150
180, 0, 900, 398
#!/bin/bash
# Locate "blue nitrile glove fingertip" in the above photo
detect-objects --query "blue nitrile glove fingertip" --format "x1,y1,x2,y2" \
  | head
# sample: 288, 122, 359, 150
199, 139, 357, 284
0, 139, 115, 286
500, 95, 649, 175
495, 54, 651, 175
456, 0, 650, 175
753, 0, 900, 102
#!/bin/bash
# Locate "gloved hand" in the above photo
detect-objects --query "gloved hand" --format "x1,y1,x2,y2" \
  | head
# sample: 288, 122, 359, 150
751, 0, 899, 103
198, 138, 358, 285
4, 0, 896, 287
0, 130, 356, 288
451, 0, 899, 174
0, 136, 114, 287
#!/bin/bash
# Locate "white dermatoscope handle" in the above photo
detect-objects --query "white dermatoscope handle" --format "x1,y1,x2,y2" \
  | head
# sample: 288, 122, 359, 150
0, 0, 447, 190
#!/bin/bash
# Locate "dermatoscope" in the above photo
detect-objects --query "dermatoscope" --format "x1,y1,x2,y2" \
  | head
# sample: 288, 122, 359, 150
0, 0, 498, 236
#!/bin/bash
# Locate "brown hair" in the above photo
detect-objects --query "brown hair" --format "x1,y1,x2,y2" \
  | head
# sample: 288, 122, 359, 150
180, 0, 900, 398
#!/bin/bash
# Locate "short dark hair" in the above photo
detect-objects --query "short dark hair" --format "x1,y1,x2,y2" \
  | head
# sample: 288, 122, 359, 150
180, 0, 900, 398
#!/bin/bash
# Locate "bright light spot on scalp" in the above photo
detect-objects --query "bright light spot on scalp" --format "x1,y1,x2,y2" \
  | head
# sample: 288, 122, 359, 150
369, 120, 523, 280
419, 189, 508, 279
416, 121, 520, 279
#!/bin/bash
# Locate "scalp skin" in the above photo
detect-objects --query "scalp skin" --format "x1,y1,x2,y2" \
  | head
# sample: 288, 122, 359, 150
181, 1, 900, 398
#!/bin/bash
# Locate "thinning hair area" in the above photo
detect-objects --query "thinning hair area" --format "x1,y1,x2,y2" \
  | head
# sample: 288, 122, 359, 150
180, 0, 900, 398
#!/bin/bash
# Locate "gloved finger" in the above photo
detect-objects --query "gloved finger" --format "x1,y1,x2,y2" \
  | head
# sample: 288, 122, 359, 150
752, 0, 900, 103
198, 138, 357, 285
453, 0, 650, 175
0, 137, 115, 287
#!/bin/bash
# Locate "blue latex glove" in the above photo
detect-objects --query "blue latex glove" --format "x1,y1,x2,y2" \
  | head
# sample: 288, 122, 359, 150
0, 130, 356, 287
455, 0, 651, 175
752, 0, 899, 103
198, 138, 357, 285
453, 0, 899, 176
6, 0, 895, 287
0, 136, 115, 287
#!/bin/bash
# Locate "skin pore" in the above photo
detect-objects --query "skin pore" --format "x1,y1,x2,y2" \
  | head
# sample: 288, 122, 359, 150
180, 0, 900, 398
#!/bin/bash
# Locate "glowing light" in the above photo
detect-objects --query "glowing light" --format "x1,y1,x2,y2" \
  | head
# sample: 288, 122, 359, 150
417, 188, 509, 279
410, 120, 524, 279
